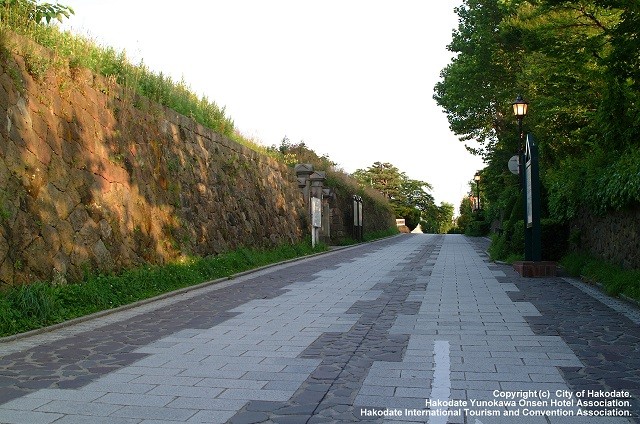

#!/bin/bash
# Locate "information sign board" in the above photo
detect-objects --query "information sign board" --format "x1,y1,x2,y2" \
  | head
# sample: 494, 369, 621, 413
311, 197, 322, 228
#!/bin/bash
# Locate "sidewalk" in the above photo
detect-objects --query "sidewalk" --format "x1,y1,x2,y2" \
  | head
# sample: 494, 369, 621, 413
0, 234, 638, 423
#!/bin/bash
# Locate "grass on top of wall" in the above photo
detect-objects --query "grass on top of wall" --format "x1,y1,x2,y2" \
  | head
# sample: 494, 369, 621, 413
0, 241, 326, 337
0, 7, 271, 155
561, 251, 640, 303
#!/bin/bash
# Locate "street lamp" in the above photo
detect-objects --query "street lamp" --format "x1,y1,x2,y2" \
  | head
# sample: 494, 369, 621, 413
512, 95, 528, 144
474, 173, 481, 211
512, 94, 541, 264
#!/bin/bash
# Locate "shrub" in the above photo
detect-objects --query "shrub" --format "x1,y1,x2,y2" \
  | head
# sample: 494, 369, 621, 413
561, 252, 640, 301
465, 219, 490, 237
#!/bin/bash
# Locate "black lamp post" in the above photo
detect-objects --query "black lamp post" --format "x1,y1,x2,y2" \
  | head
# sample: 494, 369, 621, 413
474, 173, 481, 211
512, 95, 528, 194
512, 95, 541, 262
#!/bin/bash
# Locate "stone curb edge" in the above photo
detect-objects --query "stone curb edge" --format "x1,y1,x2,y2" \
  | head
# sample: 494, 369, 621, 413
577, 275, 640, 309
488, 250, 640, 311
0, 234, 403, 344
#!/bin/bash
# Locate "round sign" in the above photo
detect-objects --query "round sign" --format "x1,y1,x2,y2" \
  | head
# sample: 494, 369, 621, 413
508, 155, 519, 175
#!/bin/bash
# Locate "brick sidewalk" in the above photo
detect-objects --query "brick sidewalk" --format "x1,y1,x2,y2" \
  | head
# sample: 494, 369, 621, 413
0, 234, 638, 423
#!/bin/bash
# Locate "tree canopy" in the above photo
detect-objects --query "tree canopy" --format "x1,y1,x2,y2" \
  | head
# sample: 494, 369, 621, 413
435, 0, 640, 224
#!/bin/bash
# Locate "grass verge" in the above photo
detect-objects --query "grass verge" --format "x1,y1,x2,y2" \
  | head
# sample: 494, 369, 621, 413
0, 242, 326, 337
560, 252, 640, 302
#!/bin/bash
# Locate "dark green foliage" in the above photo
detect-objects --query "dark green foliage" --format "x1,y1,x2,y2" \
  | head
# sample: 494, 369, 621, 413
455, 197, 474, 234
464, 208, 489, 237
438, 0, 640, 264
548, 146, 640, 220
466, 219, 490, 237
419, 220, 429, 233
490, 217, 569, 261
0, 242, 326, 337
425, 202, 455, 234
397, 207, 421, 231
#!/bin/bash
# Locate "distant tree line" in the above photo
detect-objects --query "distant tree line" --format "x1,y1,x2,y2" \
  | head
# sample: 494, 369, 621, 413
352, 162, 454, 234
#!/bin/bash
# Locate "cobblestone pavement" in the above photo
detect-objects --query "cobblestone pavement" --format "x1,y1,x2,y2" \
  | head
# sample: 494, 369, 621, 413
0, 234, 638, 423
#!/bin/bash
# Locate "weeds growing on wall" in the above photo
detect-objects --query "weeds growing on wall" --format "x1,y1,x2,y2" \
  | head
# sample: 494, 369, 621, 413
0, 5, 271, 154
0, 241, 326, 337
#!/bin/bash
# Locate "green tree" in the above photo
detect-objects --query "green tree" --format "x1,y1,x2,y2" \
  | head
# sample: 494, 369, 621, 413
434, 0, 523, 159
0, 0, 74, 24
437, 202, 455, 234
435, 0, 640, 236
352, 162, 404, 201
396, 178, 434, 230
353, 162, 436, 230
455, 197, 474, 234
401, 178, 434, 213
422, 202, 455, 234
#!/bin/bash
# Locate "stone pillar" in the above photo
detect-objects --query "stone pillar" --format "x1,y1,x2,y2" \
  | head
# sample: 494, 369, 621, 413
322, 187, 334, 241
294, 164, 314, 215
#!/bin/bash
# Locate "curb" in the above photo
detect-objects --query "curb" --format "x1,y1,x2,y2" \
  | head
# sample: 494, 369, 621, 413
0, 235, 402, 344
466, 234, 640, 311
578, 275, 640, 309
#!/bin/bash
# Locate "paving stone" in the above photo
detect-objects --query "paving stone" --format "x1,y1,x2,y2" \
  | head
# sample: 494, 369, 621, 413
34, 399, 123, 416
1, 235, 639, 423
109, 404, 196, 420
0, 409, 63, 424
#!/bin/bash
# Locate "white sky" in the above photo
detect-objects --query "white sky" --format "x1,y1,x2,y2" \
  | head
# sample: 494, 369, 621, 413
59, 0, 484, 211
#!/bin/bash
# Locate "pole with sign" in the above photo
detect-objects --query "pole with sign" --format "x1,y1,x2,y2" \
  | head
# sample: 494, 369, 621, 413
523, 134, 541, 261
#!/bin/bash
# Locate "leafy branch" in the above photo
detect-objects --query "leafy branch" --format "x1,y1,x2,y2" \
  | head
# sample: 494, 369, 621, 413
0, 0, 74, 24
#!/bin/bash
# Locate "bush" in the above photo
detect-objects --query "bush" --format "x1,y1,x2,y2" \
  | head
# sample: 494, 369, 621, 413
465, 219, 490, 237
561, 252, 640, 300
488, 232, 507, 260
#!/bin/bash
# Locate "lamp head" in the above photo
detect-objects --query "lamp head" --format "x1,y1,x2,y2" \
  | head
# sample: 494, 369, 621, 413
512, 95, 528, 118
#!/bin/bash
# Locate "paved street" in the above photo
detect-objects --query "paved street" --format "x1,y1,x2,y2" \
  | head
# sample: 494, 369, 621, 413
1, 234, 639, 423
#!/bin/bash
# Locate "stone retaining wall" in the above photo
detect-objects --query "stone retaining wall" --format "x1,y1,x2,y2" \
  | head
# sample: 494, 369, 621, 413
0, 35, 305, 286
572, 204, 640, 270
